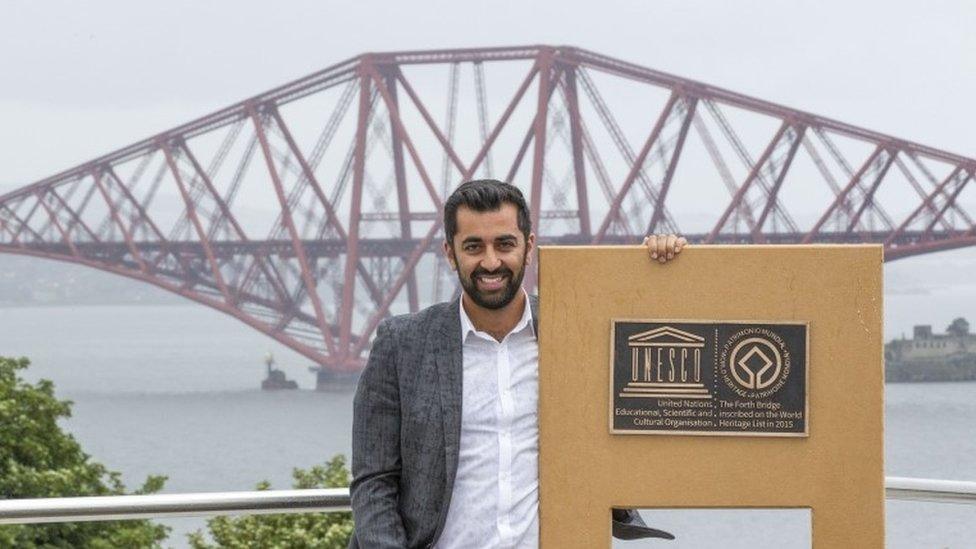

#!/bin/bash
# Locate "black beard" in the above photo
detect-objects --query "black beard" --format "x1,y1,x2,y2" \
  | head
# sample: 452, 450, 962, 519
453, 252, 526, 310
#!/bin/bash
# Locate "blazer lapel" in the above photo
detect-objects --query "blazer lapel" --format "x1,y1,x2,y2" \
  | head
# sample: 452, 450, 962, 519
529, 294, 539, 337
434, 297, 464, 491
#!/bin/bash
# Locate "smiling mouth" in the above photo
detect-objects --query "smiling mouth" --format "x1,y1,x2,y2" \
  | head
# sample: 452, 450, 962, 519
475, 273, 508, 291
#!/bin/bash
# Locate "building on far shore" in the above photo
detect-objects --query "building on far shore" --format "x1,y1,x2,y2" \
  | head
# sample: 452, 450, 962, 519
885, 318, 976, 382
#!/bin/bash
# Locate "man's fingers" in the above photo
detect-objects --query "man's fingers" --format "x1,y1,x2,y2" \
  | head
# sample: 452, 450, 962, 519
646, 234, 687, 263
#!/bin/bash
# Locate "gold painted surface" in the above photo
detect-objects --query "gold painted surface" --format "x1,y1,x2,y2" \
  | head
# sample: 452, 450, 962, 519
537, 245, 884, 548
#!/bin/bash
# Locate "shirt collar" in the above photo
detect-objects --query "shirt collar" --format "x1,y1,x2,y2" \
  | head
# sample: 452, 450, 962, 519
459, 289, 535, 342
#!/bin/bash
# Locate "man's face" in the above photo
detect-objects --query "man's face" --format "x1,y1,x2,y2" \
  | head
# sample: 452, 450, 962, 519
444, 203, 535, 310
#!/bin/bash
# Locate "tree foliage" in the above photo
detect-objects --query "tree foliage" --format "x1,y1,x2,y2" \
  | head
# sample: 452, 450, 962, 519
946, 317, 970, 337
188, 455, 353, 549
0, 356, 169, 548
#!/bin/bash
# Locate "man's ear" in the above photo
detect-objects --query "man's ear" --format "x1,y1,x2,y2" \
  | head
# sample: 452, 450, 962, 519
525, 233, 536, 266
442, 240, 457, 271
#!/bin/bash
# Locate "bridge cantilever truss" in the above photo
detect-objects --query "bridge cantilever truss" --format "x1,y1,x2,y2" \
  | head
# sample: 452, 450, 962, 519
1, 46, 974, 374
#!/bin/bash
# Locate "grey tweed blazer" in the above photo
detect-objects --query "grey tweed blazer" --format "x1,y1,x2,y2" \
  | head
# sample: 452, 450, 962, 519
349, 296, 673, 548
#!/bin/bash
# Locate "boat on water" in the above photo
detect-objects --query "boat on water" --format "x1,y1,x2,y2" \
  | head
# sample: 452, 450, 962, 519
885, 317, 976, 382
261, 352, 299, 390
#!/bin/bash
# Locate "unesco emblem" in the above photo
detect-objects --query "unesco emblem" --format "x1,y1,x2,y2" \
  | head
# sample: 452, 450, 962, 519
611, 320, 808, 436
719, 327, 792, 399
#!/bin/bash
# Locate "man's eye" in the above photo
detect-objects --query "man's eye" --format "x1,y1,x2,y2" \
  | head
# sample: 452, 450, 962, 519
464, 244, 480, 252
498, 241, 515, 249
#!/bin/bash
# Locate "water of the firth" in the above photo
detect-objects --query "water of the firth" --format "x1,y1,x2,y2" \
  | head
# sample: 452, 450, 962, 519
1, 255, 975, 548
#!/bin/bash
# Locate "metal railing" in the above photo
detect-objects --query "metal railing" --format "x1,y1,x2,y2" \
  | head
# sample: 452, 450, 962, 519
0, 477, 973, 525
885, 477, 976, 505
0, 488, 349, 525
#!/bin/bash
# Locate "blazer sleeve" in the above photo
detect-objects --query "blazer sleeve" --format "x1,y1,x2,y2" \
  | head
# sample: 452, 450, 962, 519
350, 319, 408, 548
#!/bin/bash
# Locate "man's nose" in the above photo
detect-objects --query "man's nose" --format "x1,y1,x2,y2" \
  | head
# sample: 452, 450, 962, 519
480, 250, 502, 271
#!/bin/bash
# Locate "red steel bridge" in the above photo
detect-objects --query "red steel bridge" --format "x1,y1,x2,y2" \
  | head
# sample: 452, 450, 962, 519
1, 46, 974, 379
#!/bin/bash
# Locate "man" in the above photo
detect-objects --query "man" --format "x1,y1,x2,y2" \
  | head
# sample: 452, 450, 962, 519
351, 180, 685, 548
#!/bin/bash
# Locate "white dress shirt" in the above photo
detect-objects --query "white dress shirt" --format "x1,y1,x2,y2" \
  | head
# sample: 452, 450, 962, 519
435, 294, 540, 548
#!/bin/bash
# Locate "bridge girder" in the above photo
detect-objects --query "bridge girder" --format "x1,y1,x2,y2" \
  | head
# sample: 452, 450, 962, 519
1, 46, 974, 371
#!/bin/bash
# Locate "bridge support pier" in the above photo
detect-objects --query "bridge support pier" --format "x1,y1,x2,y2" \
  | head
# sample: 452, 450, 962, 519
314, 368, 360, 392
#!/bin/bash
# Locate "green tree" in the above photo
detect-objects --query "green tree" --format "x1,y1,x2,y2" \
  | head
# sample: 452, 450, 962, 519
188, 455, 353, 549
946, 317, 970, 337
0, 356, 169, 548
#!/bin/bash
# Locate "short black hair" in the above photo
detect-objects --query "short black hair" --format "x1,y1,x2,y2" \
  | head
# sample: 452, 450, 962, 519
443, 179, 532, 244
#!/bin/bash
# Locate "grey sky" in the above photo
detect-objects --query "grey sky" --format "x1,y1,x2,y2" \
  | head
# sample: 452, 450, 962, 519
2, 0, 973, 187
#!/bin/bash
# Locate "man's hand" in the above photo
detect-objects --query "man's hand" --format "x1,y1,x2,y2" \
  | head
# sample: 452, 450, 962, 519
643, 234, 687, 264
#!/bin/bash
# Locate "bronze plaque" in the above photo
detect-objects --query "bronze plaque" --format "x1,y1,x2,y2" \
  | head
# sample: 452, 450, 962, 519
610, 320, 808, 436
